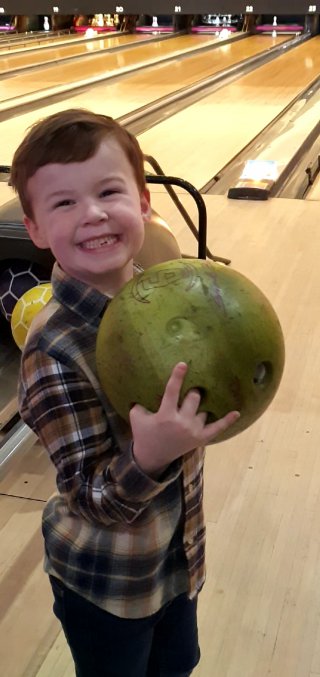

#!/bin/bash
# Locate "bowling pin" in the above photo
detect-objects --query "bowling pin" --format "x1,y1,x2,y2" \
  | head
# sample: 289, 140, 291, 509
219, 28, 229, 39
214, 15, 220, 26
43, 16, 50, 31
273, 15, 277, 26
152, 16, 158, 27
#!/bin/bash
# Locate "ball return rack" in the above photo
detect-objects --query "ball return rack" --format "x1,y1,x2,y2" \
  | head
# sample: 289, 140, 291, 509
144, 155, 231, 265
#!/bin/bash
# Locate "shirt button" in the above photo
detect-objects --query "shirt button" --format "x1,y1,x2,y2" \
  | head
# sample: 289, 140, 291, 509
188, 483, 193, 493
187, 537, 194, 546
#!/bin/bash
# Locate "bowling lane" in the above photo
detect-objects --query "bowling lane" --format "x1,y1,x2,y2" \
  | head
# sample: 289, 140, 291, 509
0, 33, 170, 74
137, 36, 320, 189
0, 33, 233, 105
0, 35, 288, 163
0, 30, 94, 53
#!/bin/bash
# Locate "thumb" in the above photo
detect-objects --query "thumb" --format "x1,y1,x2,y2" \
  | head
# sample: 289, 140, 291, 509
129, 402, 150, 418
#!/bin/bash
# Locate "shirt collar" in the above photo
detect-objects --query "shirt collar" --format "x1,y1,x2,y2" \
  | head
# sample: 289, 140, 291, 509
51, 262, 110, 325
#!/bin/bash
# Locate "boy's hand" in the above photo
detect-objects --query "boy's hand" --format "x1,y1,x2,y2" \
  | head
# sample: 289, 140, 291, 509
130, 362, 240, 478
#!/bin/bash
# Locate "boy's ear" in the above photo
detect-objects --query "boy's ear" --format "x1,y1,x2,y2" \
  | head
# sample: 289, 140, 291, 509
24, 215, 49, 249
140, 188, 151, 222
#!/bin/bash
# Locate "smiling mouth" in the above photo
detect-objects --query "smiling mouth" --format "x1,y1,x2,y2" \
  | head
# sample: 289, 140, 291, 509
79, 235, 119, 250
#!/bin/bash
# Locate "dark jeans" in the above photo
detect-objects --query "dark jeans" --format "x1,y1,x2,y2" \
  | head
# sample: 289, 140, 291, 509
49, 576, 200, 677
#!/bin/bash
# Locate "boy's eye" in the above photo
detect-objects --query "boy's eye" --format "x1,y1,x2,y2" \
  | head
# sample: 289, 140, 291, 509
53, 199, 75, 208
100, 189, 118, 198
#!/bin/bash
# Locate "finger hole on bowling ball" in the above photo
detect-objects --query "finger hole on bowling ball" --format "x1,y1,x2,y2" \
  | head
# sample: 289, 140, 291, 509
191, 388, 218, 423
206, 411, 218, 424
253, 361, 272, 387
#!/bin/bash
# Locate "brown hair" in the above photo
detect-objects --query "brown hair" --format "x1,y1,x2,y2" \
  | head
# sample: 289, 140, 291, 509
10, 108, 146, 218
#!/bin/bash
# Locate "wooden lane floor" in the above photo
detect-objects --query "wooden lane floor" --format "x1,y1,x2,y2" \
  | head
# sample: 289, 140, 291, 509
137, 35, 320, 189
0, 34, 289, 110
2, 192, 320, 676
0, 35, 289, 165
0, 33, 183, 75
0, 441, 58, 677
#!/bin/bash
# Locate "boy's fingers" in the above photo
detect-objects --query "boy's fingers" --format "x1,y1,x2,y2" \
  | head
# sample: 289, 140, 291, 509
179, 388, 202, 417
197, 411, 208, 425
129, 402, 148, 416
204, 410, 240, 442
159, 362, 188, 412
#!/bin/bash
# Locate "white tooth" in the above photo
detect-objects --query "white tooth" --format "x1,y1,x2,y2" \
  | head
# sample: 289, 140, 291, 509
82, 235, 117, 249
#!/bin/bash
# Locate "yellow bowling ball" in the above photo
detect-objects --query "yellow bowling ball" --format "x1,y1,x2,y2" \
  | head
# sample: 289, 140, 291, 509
11, 283, 52, 350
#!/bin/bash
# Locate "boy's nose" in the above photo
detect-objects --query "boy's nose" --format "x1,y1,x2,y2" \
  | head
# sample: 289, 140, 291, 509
84, 202, 108, 224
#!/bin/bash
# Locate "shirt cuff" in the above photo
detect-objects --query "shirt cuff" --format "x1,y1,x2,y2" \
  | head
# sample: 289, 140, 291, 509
108, 442, 182, 503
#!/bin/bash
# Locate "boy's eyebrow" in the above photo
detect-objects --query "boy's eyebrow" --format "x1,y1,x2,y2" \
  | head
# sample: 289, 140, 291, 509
46, 189, 74, 199
96, 176, 125, 185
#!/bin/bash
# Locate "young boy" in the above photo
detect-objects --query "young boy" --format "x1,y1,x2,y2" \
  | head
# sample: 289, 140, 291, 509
10, 109, 239, 677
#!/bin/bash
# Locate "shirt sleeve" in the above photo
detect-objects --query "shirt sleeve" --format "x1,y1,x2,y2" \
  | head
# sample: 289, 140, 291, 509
18, 347, 182, 526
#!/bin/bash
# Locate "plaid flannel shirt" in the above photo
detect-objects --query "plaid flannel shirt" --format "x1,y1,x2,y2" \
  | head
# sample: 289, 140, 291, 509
18, 263, 206, 619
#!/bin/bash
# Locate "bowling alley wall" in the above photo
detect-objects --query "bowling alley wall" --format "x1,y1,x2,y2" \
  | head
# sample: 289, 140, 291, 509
2, 0, 320, 14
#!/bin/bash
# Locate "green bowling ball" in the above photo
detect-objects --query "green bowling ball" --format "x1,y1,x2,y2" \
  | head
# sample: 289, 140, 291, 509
96, 258, 285, 441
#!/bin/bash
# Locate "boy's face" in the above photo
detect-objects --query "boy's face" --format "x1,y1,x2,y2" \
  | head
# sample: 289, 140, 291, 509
24, 137, 150, 294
